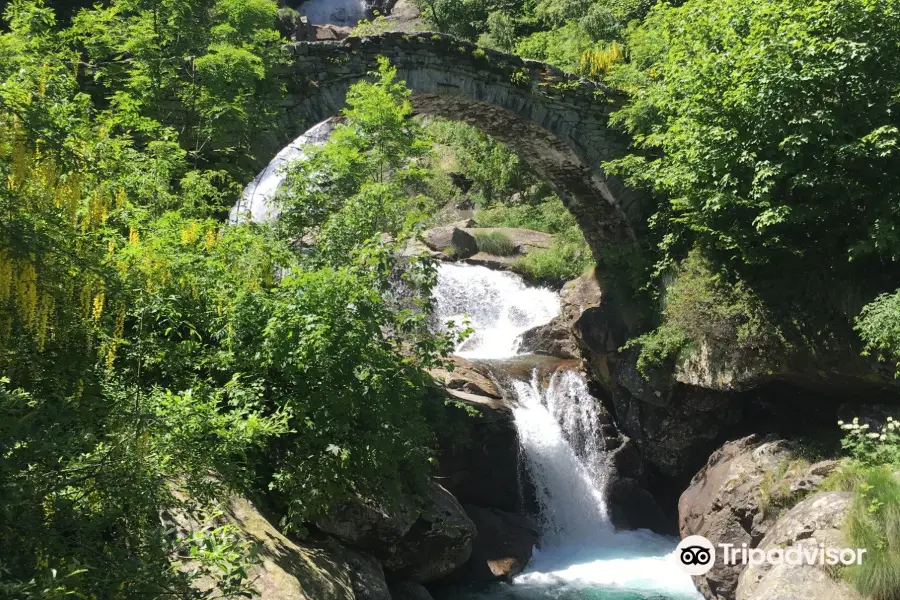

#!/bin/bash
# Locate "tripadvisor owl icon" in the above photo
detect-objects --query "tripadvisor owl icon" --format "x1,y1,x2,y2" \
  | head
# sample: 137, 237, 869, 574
675, 535, 716, 576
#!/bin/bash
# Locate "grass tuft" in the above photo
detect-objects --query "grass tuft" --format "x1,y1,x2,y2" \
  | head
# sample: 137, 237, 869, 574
473, 231, 517, 256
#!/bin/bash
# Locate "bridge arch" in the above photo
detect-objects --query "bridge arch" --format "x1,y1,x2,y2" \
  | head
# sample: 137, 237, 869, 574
264, 32, 643, 256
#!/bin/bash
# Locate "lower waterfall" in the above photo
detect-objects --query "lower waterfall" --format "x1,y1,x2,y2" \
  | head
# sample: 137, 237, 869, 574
433, 264, 700, 599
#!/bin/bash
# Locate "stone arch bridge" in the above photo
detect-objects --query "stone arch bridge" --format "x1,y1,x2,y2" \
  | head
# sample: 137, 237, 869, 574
268, 32, 643, 259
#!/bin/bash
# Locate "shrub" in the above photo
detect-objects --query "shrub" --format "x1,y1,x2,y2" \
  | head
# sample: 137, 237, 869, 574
513, 235, 593, 282
825, 417, 900, 600
475, 196, 577, 234
626, 249, 787, 375
473, 231, 517, 256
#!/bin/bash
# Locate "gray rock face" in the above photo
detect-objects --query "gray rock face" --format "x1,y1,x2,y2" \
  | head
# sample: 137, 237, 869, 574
433, 388, 522, 513
606, 476, 672, 534
736, 492, 860, 600
384, 480, 477, 583
518, 270, 604, 360
316, 494, 419, 557
389, 581, 434, 600
166, 494, 356, 600
517, 317, 579, 359
322, 540, 392, 600
678, 436, 839, 600
422, 227, 478, 259
459, 505, 539, 581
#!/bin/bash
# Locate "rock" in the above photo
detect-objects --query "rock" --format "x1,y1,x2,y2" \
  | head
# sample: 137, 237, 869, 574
384, 480, 477, 583
517, 317, 579, 359
678, 436, 837, 600
606, 477, 672, 535
459, 505, 539, 581
421, 227, 478, 259
428, 356, 501, 399
316, 493, 419, 557
464, 228, 553, 255
389, 581, 434, 600
736, 492, 860, 600
322, 539, 392, 600
314, 24, 353, 41
166, 494, 355, 600
433, 388, 522, 512
516, 270, 606, 360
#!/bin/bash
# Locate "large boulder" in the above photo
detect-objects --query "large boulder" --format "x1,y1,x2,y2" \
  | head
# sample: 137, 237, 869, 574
388, 581, 434, 600
517, 318, 579, 359
458, 505, 539, 581
434, 388, 522, 512
322, 539, 392, 600
736, 492, 860, 600
384, 480, 477, 583
166, 495, 356, 600
316, 493, 419, 558
421, 227, 478, 259
518, 269, 604, 360
678, 436, 838, 600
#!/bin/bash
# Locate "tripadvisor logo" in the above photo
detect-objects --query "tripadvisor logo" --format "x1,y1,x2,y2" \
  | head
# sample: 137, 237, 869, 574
673, 535, 868, 576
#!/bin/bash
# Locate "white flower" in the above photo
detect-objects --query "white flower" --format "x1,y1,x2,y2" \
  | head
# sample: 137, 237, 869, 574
880, 434, 888, 441
867, 432, 881, 439
888, 417, 894, 422
854, 417, 860, 424
862, 423, 870, 429
838, 420, 845, 426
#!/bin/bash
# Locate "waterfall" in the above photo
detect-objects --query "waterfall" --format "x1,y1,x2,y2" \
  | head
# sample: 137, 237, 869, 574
300, 0, 369, 26
433, 263, 560, 359
512, 371, 612, 547
432, 263, 701, 599
231, 119, 335, 224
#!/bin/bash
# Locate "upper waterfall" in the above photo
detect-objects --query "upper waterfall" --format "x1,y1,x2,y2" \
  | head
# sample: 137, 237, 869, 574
433, 263, 560, 360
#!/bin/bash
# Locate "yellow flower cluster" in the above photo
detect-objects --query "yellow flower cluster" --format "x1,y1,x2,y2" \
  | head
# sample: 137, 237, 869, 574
0, 251, 55, 350
579, 43, 625, 79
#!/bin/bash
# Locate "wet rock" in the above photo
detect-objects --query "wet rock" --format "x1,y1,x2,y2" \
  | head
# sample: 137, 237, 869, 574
388, 581, 434, 600
736, 492, 860, 600
433, 388, 521, 512
606, 477, 672, 535
517, 317, 579, 359
458, 505, 539, 581
384, 480, 477, 583
421, 227, 478, 259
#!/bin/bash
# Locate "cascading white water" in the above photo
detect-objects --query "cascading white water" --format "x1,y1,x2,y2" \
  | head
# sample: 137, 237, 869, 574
433, 263, 701, 599
512, 372, 611, 547
231, 119, 335, 224
433, 264, 560, 359
300, 0, 368, 26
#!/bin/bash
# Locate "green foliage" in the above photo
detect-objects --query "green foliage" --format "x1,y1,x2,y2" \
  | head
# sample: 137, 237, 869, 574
516, 21, 603, 72
475, 195, 577, 233
856, 290, 900, 377
513, 228, 593, 283
68, 0, 286, 175
426, 118, 533, 206
474, 231, 517, 256
0, 6, 457, 597
608, 0, 900, 277
625, 249, 785, 374
277, 57, 433, 265
825, 418, 900, 600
